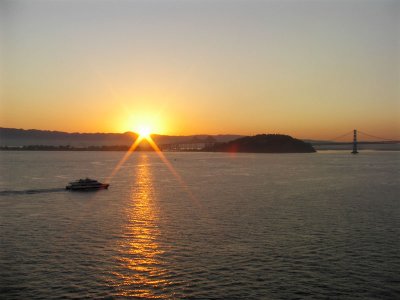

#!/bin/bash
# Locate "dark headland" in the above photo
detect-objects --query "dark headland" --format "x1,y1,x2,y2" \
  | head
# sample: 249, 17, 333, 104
209, 134, 316, 153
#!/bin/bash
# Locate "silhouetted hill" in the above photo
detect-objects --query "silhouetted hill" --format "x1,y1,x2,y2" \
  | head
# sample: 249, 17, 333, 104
210, 134, 316, 153
0, 127, 242, 147
151, 134, 242, 145
0, 128, 138, 147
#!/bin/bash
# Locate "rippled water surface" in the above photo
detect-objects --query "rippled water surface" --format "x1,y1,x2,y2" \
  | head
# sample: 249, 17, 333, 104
1, 151, 399, 299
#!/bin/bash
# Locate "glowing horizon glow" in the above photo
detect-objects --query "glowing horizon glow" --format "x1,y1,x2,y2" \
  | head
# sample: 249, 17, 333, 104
1, 0, 399, 139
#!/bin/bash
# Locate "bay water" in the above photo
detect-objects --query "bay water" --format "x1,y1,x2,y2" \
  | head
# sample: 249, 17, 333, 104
0, 151, 399, 299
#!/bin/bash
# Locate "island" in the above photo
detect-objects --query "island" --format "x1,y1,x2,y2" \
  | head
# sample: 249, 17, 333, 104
208, 134, 316, 153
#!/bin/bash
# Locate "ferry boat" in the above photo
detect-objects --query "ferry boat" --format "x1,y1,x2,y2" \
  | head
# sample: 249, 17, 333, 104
66, 178, 109, 191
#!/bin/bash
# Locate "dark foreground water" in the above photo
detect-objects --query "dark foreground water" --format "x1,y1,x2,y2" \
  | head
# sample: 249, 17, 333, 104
0, 151, 399, 299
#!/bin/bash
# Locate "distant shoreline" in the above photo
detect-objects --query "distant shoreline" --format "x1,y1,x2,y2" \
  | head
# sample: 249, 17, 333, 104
0, 145, 144, 152
1, 146, 399, 152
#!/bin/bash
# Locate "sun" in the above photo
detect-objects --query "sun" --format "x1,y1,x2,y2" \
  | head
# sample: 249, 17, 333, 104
136, 125, 152, 138
122, 112, 166, 138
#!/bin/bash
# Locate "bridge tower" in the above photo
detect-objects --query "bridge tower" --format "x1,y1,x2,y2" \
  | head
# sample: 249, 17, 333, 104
351, 129, 359, 154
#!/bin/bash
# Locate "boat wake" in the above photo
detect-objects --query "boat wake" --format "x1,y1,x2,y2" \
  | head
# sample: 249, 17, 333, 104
0, 188, 66, 196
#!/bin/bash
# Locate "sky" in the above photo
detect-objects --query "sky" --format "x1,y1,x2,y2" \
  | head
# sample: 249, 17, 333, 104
0, 0, 399, 140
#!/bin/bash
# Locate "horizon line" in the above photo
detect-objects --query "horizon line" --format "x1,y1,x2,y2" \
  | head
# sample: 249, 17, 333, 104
1, 126, 399, 142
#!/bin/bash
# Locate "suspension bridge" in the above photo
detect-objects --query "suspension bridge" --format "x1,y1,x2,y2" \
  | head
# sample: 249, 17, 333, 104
311, 129, 399, 153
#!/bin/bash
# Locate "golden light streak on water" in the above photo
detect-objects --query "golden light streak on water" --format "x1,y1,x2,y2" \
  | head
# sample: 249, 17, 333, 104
113, 154, 171, 298
108, 137, 201, 297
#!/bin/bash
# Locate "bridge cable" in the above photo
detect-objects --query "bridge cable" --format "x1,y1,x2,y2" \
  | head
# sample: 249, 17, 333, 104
327, 130, 354, 142
357, 131, 399, 142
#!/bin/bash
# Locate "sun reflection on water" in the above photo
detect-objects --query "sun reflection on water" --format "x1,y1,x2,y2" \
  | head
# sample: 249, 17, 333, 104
113, 154, 171, 298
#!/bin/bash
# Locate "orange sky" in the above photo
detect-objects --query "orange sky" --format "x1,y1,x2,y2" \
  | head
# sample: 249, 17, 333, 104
1, 0, 399, 140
